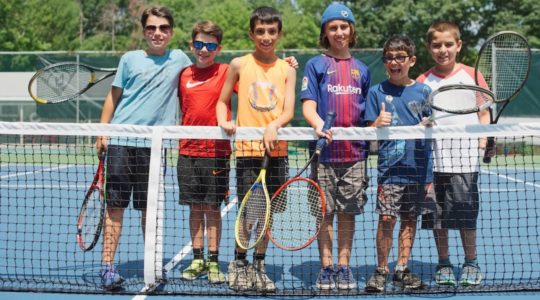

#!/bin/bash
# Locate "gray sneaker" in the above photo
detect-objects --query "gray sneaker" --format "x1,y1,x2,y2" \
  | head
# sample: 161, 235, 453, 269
435, 264, 456, 286
251, 259, 276, 293
393, 267, 424, 289
459, 263, 482, 286
227, 259, 253, 291
365, 268, 388, 293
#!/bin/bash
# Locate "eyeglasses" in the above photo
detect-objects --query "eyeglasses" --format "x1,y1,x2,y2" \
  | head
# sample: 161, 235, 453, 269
381, 55, 410, 64
144, 24, 172, 34
193, 40, 219, 51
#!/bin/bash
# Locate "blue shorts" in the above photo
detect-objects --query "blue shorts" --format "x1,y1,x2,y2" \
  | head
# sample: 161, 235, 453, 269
105, 145, 151, 210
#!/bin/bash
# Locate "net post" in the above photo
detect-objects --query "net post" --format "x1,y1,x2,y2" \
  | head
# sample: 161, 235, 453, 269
143, 126, 165, 291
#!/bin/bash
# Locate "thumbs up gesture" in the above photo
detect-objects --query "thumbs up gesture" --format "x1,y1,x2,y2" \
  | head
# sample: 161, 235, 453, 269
373, 102, 392, 127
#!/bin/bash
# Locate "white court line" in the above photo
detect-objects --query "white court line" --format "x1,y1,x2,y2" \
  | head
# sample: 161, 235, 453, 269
481, 168, 540, 189
135, 196, 238, 297
0, 165, 74, 180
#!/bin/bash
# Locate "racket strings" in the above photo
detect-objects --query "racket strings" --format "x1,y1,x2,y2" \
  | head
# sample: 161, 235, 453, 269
35, 65, 94, 102
238, 187, 268, 248
477, 34, 530, 102
79, 188, 103, 249
269, 179, 323, 249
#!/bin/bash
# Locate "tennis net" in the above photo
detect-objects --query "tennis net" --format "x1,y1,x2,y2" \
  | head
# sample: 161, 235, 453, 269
1, 121, 539, 295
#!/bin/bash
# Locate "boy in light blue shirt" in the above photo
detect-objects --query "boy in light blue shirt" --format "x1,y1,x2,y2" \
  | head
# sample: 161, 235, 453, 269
96, 6, 191, 291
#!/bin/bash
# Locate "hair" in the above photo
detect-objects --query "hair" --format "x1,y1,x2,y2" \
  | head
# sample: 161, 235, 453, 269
383, 35, 416, 57
318, 21, 357, 49
141, 6, 174, 28
249, 6, 282, 32
191, 21, 223, 44
426, 20, 461, 45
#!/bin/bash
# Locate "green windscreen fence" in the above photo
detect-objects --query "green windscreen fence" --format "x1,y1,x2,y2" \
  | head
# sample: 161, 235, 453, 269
0, 50, 538, 123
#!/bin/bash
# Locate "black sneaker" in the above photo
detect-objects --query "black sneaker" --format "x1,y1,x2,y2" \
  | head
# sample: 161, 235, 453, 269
365, 268, 388, 293
393, 267, 424, 289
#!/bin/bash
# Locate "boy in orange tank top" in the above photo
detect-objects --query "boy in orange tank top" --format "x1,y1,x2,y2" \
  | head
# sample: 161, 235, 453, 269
216, 6, 296, 293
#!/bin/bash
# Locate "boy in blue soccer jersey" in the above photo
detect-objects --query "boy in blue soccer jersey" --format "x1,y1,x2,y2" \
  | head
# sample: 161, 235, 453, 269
96, 6, 192, 290
364, 35, 433, 293
301, 2, 371, 290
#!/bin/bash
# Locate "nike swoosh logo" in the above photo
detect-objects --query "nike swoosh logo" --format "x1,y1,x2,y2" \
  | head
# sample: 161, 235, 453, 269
327, 70, 336, 75
186, 80, 208, 88
212, 169, 225, 176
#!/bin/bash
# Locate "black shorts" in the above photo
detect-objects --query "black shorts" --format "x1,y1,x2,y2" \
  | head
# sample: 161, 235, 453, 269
177, 155, 230, 206
236, 156, 288, 205
105, 145, 151, 210
422, 172, 479, 229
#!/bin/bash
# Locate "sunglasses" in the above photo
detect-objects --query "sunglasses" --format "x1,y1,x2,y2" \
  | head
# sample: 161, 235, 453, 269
193, 40, 219, 51
381, 55, 410, 64
144, 24, 172, 34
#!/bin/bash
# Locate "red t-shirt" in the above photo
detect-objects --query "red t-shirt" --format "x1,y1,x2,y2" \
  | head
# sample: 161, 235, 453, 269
178, 63, 231, 157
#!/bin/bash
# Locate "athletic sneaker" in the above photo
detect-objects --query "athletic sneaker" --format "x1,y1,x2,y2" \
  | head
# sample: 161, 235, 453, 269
100, 264, 125, 291
435, 264, 456, 286
365, 268, 388, 293
181, 259, 207, 280
393, 267, 424, 289
251, 259, 276, 293
335, 265, 357, 290
459, 263, 482, 286
207, 261, 226, 284
227, 259, 253, 291
315, 265, 335, 290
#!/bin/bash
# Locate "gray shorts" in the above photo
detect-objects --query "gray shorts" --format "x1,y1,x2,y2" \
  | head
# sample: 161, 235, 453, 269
422, 172, 479, 230
318, 160, 369, 215
376, 183, 435, 218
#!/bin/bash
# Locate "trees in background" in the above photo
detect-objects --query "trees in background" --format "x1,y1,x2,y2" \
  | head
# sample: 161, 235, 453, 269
0, 0, 538, 65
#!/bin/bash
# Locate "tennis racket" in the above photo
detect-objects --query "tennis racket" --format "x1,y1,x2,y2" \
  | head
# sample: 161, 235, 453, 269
267, 112, 336, 251
413, 84, 495, 125
475, 31, 532, 163
28, 62, 116, 104
235, 154, 272, 250
76, 155, 106, 251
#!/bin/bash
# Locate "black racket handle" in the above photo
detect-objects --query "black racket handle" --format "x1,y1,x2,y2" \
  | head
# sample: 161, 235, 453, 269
483, 137, 496, 164
315, 112, 337, 151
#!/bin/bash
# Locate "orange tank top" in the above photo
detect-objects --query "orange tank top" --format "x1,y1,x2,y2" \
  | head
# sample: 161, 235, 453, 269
236, 54, 289, 157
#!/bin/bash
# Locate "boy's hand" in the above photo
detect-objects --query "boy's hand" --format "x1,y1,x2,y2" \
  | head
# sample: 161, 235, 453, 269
315, 121, 333, 144
219, 121, 236, 135
284, 56, 299, 69
96, 136, 107, 158
373, 103, 392, 127
420, 117, 433, 127
263, 123, 279, 152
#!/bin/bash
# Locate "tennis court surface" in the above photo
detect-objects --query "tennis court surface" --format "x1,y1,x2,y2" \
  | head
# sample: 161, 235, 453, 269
1, 121, 539, 296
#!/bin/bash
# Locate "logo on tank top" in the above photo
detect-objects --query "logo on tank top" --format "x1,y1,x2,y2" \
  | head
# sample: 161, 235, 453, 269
248, 81, 279, 112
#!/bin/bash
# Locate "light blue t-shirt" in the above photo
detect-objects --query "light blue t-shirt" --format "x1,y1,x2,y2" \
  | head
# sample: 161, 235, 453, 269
111, 49, 192, 126
365, 80, 433, 184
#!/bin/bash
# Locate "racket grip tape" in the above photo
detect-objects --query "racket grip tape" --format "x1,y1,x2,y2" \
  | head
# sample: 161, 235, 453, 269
483, 137, 496, 164
315, 112, 337, 151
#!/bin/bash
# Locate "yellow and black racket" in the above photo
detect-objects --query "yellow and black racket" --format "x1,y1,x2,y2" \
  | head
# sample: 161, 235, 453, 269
235, 154, 271, 250
28, 62, 116, 104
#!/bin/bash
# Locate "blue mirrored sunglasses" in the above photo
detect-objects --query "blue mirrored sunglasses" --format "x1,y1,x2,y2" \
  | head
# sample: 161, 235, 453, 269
193, 40, 219, 51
